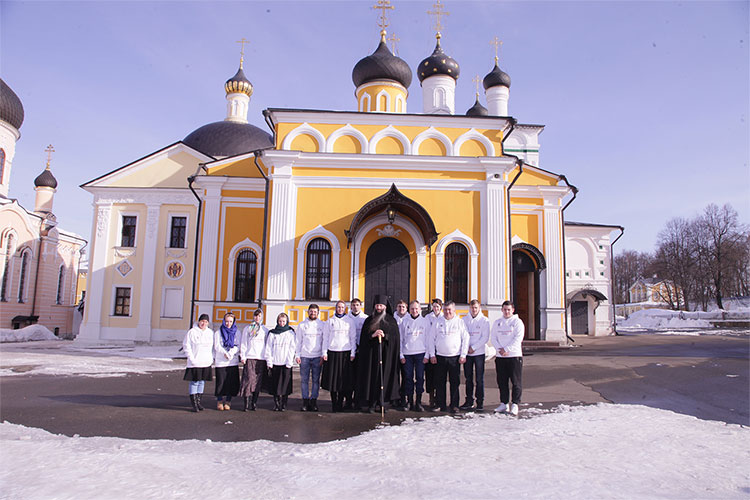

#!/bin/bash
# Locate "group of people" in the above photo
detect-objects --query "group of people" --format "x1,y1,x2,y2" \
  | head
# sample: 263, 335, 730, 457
182, 295, 525, 416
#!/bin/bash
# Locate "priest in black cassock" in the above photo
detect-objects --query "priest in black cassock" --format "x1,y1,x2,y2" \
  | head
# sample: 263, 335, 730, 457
355, 295, 401, 412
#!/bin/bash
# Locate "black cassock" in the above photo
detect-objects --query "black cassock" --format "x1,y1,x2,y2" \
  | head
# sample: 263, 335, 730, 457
355, 312, 401, 407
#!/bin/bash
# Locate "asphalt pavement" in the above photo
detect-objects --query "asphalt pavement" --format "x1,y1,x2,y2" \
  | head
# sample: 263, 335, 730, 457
1, 333, 747, 443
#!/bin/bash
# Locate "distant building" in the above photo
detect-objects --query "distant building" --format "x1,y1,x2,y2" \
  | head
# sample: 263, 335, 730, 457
0, 78, 86, 334
564, 222, 623, 336
618, 277, 684, 316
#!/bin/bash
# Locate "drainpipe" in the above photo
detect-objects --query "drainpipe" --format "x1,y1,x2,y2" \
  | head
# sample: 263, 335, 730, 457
559, 175, 578, 343
506, 160, 523, 303
609, 226, 625, 335
30, 230, 44, 323
187, 173, 203, 328
253, 151, 271, 309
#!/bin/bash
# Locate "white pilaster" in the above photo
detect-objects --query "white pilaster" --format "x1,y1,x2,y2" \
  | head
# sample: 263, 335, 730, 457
416, 248, 427, 303
266, 165, 297, 300
76, 202, 111, 342
421, 75, 456, 115
482, 172, 508, 307
135, 203, 160, 342
486, 85, 509, 116
543, 201, 565, 342
196, 178, 226, 320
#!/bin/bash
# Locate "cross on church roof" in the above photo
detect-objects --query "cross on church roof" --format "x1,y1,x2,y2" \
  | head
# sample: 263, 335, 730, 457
44, 144, 55, 169
387, 32, 400, 54
490, 36, 503, 63
236, 37, 249, 69
372, 0, 394, 40
472, 74, 481, 97
427, 0, 449, 35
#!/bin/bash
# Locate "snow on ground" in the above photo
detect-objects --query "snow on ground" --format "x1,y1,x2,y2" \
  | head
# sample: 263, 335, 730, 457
619, 308, 749, 337
0, 340, 182, 377
1, 404, 747, 499
0, 325, 59, 343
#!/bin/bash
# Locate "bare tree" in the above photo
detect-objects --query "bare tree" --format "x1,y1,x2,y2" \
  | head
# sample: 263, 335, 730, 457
652, 217, 695, 310
698, 204, 746, 309
613, 250, 652, 303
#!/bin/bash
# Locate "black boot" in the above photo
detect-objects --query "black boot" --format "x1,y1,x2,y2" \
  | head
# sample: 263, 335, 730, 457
475, 399, 484, 411
337, 394, 345, 412
406, 395, 414, 411
195, 393, 205, 411
460, 399, 474, 410
250, 391, 259, 411
243, 397, 250, 412
189, 394, 199, 412
301, 398, 309, 411
281, 395, 288, 411
414, 394, 424, 412
331, 392, 338, 413
310, 398, 318, 411
273, 396, 281, 411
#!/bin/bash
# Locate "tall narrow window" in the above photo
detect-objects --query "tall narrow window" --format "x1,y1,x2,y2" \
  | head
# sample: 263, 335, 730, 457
305, 238, 331, 300
1, 234, 14, 302
17, 251, 29, 303
114, 287, 131, 316
169, 216, 187, 248
121, 216, 137, 247
0, 149, 5, 184
444, 242, 468, 304
234, 249, 257, 302
56, 265, 65, 305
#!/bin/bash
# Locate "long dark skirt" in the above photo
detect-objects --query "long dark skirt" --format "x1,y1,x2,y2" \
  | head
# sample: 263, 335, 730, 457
214, 365, 240, 397
321, 350, 353, 393
265, 365, 293, 396
239, 359, 266, 397
183, 366, 213, 382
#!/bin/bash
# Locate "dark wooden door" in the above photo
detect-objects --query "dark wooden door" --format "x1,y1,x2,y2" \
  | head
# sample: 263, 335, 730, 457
365, 237, 410, 310
514, 271, 531, 339
571, 301, 588, 334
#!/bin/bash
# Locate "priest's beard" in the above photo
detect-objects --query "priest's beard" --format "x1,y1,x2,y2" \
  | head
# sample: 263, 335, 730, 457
368, 309, 387, 333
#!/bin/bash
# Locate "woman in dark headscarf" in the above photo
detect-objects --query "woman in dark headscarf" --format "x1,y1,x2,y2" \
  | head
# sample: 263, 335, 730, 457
264, 313, 297, 411
214, 312, 241, 410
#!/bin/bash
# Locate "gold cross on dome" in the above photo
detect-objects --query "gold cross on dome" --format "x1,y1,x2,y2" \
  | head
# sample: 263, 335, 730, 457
44, 144, 55, 168
373, 0, 394, 35
490, 36, 503, 63
427, 0, 449, 35
236, 38, 249, 68
473, 74, 481, 96
387, 32, 401, 54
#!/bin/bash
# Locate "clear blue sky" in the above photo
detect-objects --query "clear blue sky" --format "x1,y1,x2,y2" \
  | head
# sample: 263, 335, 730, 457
2, 0, 748, 254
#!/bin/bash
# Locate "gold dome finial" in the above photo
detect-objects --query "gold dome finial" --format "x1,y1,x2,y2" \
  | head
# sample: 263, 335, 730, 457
427, 0, 449, 38
490, 36, 503, 65
373, 0, 394, 41
387, 32, 401, 55
472, 74, 482, 98
236, 38, 249, 69
44, 144, 55, 169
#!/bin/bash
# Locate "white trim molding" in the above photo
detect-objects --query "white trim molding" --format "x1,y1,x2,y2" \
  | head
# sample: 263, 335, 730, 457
454, 129, 496, 157
294, 225, 341, 301
412, 127, 454, 156
435, 229, 479, 302
281, 123, 325, 152
325, 125, 368, 154
368, 126, 411, 155
225, 238, 263, 302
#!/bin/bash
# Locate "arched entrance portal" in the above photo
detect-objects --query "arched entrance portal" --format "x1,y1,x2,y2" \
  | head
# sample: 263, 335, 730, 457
512, 244, 545, 340
365, 237, 410, 311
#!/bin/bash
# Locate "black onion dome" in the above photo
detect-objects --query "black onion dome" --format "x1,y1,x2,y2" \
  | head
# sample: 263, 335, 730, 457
224, 66, 253, 96
183, 121, 273, 157
34, 168, 58, 189
418, 38, 460, 83
352, 40, 412, 89
483, 63, 511, 89
466, 97, 488, 117
0, 78, 25, 130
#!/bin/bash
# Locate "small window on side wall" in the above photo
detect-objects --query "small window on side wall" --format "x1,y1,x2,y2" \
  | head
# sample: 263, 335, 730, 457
121, 216, 137, 247
114, 287, 131, 316
169, 216, 187, 248
305, 238, 331, 300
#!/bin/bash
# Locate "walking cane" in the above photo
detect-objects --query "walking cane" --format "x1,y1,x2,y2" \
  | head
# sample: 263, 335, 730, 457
378, 333, 384, 422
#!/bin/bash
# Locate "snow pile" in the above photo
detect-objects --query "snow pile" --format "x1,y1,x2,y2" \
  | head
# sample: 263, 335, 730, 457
1, 404, 748, 499
0, 325, 59, 343
620, 309, 711, 329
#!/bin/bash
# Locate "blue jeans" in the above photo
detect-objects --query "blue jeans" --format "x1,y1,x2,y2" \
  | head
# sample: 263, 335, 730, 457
403, 353, 426, 398
300, 356, 322, 399
188, 380, 205, 394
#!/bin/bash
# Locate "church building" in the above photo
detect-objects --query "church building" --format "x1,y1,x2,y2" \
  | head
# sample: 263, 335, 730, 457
78, 12, 620, 345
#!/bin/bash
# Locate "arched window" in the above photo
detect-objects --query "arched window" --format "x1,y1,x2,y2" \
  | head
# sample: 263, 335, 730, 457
444, 242, 468, 304
305, 238, 331, 300
17, 250, 30, 303
1, 234, 14, 302
234, 249, 257, 303
0, 149, 5, 184
56, 265, 65, 305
